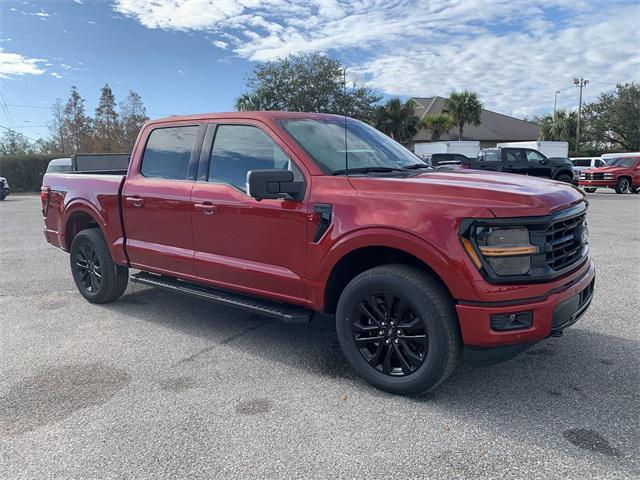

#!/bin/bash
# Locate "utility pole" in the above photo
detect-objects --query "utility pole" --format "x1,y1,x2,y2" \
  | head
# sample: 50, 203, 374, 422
553, 90, 560, 117
573, 78, 588, 151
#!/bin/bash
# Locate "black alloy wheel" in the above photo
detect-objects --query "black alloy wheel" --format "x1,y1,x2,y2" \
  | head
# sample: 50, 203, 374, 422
351, 293, 428, 376
74, 242, 103, 293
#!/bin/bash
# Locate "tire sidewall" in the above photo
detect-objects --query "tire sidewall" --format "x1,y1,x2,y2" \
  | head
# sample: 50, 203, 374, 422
70, 230, 115, 303
556, 174, 573, 184
336, 269, 454, 394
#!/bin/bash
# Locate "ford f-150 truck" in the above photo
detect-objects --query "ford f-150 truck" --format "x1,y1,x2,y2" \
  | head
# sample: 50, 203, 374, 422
41, 112, 595, 395
578, 155, 640, 194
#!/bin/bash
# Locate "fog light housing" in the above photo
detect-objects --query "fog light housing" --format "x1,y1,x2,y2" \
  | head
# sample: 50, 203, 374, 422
490, 311, 533, 331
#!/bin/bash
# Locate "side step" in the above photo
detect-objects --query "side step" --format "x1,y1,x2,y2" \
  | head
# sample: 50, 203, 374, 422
130, 272, 312, 323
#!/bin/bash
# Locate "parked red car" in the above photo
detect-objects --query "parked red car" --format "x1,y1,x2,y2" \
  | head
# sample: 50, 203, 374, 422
41, 112, 595, 394
579, 155, 640, 193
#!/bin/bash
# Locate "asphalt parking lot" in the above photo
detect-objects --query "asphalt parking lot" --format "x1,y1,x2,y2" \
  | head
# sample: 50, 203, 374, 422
0, 192, 638, 479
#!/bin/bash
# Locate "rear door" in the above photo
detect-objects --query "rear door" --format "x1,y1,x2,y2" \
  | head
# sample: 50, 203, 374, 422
190, 121, 309, 304
122, 123, 204, 279
502, 148, 528, 175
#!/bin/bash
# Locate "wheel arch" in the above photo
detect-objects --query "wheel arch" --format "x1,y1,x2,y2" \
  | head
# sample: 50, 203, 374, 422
318, 228, 471, 314
63, 201, 104, 250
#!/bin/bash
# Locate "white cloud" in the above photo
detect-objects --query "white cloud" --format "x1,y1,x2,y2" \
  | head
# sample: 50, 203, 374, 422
51, 72, 62, 78
0, 50, 47, 78
74, 0, 84, 4
113, 0, 640, 116
177, 69, 186, 75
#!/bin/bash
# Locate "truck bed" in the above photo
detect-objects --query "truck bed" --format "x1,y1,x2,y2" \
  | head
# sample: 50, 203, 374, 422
41, 172, 128, 265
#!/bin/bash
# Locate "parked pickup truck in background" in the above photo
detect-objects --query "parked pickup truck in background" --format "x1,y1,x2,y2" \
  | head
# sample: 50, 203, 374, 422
463, 147, 575, 184
578, 155, 640, 194
41, 112, 595, 395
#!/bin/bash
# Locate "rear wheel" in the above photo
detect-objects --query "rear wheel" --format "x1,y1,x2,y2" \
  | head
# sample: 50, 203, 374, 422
70, 228, 129, 304
583, 187, 597, 193
336, 264, 461, 395
615, 177, 631, 194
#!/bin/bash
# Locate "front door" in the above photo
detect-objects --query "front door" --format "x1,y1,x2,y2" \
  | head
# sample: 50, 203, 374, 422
190, 122, 309, 304
122, 123, 203, 279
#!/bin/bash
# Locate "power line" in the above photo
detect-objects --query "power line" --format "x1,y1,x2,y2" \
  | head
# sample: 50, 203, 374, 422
0, 123, 41, 142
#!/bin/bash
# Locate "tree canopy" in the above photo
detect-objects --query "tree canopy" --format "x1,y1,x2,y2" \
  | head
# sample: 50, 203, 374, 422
583, 82, 640, 151
373, 98, 419, 142
420, 113, 455, 141
538, 109, 577, 150
235, 52, 381, 122
443, 91, 483, 141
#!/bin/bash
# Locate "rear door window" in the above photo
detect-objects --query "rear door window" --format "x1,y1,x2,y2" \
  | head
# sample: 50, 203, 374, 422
141, 126, 199, 180
479, 150, 501, 162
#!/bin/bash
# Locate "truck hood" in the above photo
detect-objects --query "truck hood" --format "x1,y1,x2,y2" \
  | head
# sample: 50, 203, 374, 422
584, 165, 627, 174
350, 169, 584, 217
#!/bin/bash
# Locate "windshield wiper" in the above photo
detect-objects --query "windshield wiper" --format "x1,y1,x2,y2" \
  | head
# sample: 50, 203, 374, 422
402, 163, 431, 170
332, 166, 406, 175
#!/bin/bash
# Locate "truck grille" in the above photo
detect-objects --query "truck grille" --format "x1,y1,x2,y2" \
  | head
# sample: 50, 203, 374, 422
544, 210, 586, 271
582, 172, 604, 180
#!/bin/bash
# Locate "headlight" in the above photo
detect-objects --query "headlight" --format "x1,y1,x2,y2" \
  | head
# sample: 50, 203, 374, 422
603, 173, 614, 179
579, 172, 586, 178
463, 226, 538, 276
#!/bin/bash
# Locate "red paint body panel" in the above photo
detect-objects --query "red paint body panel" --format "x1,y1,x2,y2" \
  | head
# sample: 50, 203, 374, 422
41, 111, 595, 349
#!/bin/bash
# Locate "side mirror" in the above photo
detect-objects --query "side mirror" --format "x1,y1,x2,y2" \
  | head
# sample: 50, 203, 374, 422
246, 169, 304, 201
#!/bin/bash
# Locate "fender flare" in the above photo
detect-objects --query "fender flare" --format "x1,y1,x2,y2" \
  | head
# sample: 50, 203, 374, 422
314, 226, 476, 304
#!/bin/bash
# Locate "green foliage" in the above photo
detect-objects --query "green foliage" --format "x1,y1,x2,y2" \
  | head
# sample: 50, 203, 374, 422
0, 154, 59, 192
443, 90, 483, 140
583, 82, 640, 151
420, 113, 455, 141
236, 52, 381, 122
538, 109, 577, 150
373, 98, 419, 142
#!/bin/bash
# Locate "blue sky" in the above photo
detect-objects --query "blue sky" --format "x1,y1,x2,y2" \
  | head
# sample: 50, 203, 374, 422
1, 0, 639, 141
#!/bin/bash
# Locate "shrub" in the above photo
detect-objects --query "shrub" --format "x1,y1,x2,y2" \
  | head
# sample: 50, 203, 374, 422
0, 155, 59, 192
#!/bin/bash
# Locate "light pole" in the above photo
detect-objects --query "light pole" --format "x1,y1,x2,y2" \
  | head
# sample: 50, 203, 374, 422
553, 90, 560, 117
573, 78, 588, 151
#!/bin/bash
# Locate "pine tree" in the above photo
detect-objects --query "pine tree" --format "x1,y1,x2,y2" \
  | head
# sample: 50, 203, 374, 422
63, 86, 92, 153
94, 84, 120, 152
120, 90, 149, 150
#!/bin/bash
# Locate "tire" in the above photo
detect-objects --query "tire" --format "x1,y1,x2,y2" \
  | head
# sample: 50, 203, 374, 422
336, 264, 461, 395
615, 177, 631, 194
555, 173, 573, 184
583, 187, 597, 193
70, 228, 129, 304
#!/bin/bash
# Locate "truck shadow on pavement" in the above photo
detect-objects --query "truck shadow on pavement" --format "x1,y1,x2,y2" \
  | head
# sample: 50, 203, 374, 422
108, 286, 638, 461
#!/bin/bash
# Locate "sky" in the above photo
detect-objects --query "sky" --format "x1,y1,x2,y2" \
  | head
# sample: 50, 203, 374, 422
0, 0, 638, 141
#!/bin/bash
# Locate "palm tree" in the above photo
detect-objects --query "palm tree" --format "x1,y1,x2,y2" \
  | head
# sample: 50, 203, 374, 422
374, 98, 419, 142
235, 91, 271, 111
420, 113, 454, 141
538, 109, 577, 150
443, 91, 483, 140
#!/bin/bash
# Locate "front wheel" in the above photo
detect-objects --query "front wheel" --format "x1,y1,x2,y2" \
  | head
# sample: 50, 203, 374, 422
336, 264, 461, 395
70, 228, 129, 304
583, 187, 597, 193
615, 177, 631, 194
555, 173, 574, 184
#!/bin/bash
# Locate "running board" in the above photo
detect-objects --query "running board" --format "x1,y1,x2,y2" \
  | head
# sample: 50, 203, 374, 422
130, 272, 312, 323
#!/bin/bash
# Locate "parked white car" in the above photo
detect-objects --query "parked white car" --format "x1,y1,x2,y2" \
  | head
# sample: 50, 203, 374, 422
0, 176, 9, 200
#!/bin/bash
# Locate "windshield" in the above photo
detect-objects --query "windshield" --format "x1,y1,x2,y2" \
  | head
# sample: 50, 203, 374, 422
606, 157, 638, 168
280, 118, 424, 174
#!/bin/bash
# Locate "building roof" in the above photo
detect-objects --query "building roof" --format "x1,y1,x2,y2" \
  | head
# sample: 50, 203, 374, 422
411, 96, 540, 142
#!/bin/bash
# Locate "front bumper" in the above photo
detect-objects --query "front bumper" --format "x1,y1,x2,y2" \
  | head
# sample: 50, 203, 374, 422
456, 259, 595, 348
579, 179, 614, 188
1, 187, 8, 197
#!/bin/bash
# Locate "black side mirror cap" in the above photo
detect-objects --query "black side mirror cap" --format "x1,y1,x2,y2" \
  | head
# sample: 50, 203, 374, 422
246, 169, 304, 201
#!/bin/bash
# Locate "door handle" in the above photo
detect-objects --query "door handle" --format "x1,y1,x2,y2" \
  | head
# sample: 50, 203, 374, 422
125, 196, 144, 208
194, 202, 218, 215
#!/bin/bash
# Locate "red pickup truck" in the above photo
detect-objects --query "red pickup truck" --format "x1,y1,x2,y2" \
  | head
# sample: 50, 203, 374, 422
41, 112, 595, 395
578, 155, 640, 194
